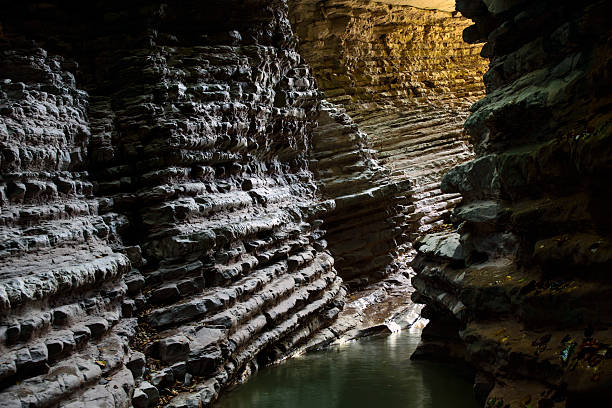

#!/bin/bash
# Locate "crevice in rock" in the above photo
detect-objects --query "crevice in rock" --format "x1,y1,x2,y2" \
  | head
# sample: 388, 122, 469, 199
288, 0, 488, 288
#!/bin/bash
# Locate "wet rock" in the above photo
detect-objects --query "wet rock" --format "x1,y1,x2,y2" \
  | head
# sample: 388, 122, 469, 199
150, 367, 174, 389
187, 348, 223, 376
149, 284, 180, 304
452, 201, 500, 223
84, 318, 108, 338
132, 388, 149, 408
125, 271, 145, 295
415, 232, 465, 262
127, 352, 146, 379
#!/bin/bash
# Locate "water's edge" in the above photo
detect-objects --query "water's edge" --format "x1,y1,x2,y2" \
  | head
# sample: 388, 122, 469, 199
215, 329, 478, 408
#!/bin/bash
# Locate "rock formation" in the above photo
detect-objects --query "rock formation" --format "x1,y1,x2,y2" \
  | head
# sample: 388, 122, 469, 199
412, 0, 612, 406
3, 0, 609, 406
290, 0, 488, 284
309, 101, 412, 284
0, 1, 344, 406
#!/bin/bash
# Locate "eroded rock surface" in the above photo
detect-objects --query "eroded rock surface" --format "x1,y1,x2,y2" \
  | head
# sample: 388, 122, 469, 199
0, 18, 135, 407
412, 0, 612, 406
290, 0, 488, 284
309, 101, 413, 284
0, 1, 345, 406
4, 0, 606, 406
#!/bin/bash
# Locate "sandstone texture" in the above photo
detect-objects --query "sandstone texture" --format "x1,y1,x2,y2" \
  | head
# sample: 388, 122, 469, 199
0, 1, 345, 406
412, 0, 612, 406
290, 0, 487, 285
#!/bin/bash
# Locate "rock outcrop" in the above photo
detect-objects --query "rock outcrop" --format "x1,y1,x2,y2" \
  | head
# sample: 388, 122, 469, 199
412, 0, 612, 406
289, 0, 488, 283
0, 1, 345, 406
0, 19, 136, 407
309, 101, 413, 284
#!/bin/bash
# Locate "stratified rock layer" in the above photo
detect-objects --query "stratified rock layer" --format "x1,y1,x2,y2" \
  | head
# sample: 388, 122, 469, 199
0, 24, 136, 408
309, 101, 413, 284
0, 1, 344, 406
412, 0, 612, 406
290, 0, 487, 283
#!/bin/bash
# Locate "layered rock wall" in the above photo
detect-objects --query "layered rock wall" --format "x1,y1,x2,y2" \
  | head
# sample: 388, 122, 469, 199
291, 0, 485, 109
290, 0, 488, 283
309, 102, 413, 284
0, 9, 136, 406
0, 1, 345, 406
412, 0, 612, 406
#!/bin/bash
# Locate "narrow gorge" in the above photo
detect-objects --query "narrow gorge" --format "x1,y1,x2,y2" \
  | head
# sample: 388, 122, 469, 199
0, 1, 610, 407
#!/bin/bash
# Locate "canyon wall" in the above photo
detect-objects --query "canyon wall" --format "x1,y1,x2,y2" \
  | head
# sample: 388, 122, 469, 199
0, 1, 345, 406
4, 0, 609, 406
412, 0, 612, 406
290, 0, 487, 284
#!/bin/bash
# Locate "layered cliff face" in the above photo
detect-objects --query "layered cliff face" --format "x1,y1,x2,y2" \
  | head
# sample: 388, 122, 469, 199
0, 10, 136, 406
412, 0, 612, 406
308, 101, 414, 284
289, 0, 488, 283
5, 0, 610, 406
0, 1, 344, 406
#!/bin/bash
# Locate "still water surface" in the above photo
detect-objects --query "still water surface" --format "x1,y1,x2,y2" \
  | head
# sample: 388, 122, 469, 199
215, 330, 478, 408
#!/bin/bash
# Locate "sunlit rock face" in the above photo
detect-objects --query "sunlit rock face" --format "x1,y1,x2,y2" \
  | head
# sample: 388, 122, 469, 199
0, 1, 345, 406
289, 0, 487, 284
374, 0, 456, 12
412, 0, 612, 406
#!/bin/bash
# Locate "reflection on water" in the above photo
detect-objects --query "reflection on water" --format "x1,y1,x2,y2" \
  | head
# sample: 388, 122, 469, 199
215, 329, 478, 408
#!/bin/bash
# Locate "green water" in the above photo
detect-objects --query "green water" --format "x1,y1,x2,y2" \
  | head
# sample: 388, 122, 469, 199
215, 330, 479, 408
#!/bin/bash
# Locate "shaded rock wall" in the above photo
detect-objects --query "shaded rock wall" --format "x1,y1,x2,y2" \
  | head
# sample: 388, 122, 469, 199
412, 0, 612, 406
0, 1, 344, 406
290, 0, 487, 283
309, 101, 412, 284
0, 43, 135, 408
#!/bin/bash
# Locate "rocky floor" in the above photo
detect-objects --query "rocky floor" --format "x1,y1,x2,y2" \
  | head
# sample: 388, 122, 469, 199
305, 252, 428, 351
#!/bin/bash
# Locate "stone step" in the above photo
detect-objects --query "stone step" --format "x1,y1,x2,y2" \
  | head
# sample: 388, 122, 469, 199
142, 273, 341, 404
226, 276, 343, 373
0, 214, 125, 257
144, 251, 333, 329
0, 200, 99, 228
162, 282, 344, 408
2, 283, 126, 350
0, 248, 130, 314
0, 320, 135, 403
1, 173, 94, 207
